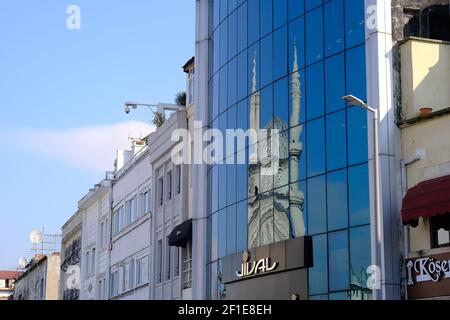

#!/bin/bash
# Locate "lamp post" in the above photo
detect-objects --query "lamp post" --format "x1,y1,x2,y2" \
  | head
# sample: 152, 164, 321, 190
343, 95, 384, 300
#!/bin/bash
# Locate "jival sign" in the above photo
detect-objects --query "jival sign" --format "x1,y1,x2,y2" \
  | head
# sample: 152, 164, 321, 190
406, 252, 450, 299
236, 251, 278, 278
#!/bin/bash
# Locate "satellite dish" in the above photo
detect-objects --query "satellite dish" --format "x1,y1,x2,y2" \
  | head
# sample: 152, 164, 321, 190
29, 230, 44, 244
18, 257, 28, 269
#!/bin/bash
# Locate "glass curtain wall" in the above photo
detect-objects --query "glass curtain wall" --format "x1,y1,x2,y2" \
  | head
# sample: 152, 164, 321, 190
207, 0, 371, 300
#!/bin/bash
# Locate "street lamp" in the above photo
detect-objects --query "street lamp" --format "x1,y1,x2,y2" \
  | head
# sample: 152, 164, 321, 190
343, 95, 384, 301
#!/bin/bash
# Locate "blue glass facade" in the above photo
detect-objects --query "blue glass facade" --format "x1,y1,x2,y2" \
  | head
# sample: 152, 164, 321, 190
208, 0, 372, 300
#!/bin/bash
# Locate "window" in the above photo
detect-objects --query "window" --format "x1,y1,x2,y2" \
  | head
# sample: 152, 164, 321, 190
305, 7, 323, 65
175, 165, 181, 195
309, 234, 328, 295
130, 259, 135, 289
125, 200, 132, 225
182, 242, 193, 289
166, 237, 172, 281
98, 279, 103, 300
141, 190, 150, 216
307, 175, 327, 235
158, 177, 164, 207
187, 68, 195, 105
85, 251, 90, 276
167, 171, 173, 201
112, 211, 119, 235
100, 222, 105, 249
329, 230, 349, 291
431, 215, 450, 248
91, 248, 96, 274
109, 271, 118, 297
174, 246, 180, 277
327, 169, 348, 231
130, 196, 137, 222
348, 164, 370, 226
39, 278, 45, 300
123, 262, 130, 292
157, 240, 163, 283
136, 255, 149, 285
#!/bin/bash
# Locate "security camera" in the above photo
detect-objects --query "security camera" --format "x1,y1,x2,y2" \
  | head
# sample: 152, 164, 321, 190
124, 106, 131, 114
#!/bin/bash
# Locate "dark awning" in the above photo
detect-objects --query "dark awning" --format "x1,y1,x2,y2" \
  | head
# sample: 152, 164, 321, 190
168, 219, 192, 247
402, 175, 450, 226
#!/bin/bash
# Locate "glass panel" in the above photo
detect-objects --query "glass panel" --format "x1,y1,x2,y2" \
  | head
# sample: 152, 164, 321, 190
213, 30, 220, 74
273, 25, 288, 81
307, 118, 325, 177
309, 233, 328, 295
228, 10, 238, 60
274, 77, 289, 128
218, 163, 227, 210
274, 0, 288, 29
236, 148, 248, 202
288, 0, 304, 21
329, 291, 350, 300
273, 184, 290, 241
228, 58, 237, 108
218, 209, 227, 259
260, 0, 273, 37
236, 200, 248, 252
290, 123, 306, 182
327, 169, 348, 231
260, 85, 273, 129
306, 0, 322, 11
226, 205, 237, 255
260, 34, 273, 88
348, 164, 370, 226
213, 0, 220, 30
309, 294, 328, 300
307, 175, 326, 235
325, 53, 346, 114
227, 163, 237, 206
236, 98, 249, 132
289, 69, 306, 125
326, 110, 347, 171
219, 20, 228, 68
237, 49, 248, 102
247, 42, 260, 96
346, 45, 367, 102
220, 0, 228, 22
350, 225, 372, 300
306, 61, 325, 120
211, 165, 219, 213
289, 16, 305, 72
228, 0, 238, 14
329, 230, 349, 291
219, 66, 228, 114
260, 191, 274, 246
324, 0, 344, 57
237, 2, 248, 53
248, 0, 260, 45
347, 106, 368, 165
211, 213, 218, 261
289, 180, 307, 238
345, 0, 365, 48
305, 7, 323, 65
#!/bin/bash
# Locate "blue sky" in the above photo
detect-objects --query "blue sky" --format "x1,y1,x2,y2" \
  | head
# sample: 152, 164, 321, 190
0, 0, 194, 269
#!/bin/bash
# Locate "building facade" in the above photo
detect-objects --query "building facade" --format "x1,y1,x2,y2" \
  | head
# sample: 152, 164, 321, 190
79, 176, 112, 300
14, 253, 61, 300
109, 140, 152, 300
148, 107, 191, 300
60, 210, 83, 300
193, 0, 403, 300
396, 1, 450, 300
0, 271, 21, 300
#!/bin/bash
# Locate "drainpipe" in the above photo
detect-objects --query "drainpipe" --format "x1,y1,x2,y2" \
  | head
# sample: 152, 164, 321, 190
400, 151, 423, 300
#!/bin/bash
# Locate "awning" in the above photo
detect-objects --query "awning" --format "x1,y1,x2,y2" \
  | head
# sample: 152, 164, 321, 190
402, 175, 450, 226
168, 219, 192, 247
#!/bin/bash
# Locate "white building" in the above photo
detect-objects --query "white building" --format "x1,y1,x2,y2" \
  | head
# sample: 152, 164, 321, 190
79, 175, 112, 300
148, 107, 191, 300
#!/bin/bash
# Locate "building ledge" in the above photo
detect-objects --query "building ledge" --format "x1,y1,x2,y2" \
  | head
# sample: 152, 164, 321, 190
398, 107, 450, 128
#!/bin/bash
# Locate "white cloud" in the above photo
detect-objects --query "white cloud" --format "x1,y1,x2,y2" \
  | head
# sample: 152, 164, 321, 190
5, 121, 154, 172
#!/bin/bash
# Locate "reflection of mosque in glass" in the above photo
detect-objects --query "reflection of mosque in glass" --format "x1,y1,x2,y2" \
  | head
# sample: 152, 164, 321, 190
247, 40, 305, 249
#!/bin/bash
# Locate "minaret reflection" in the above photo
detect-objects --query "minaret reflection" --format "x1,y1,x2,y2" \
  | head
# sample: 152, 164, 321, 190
247, 38, 306, 249
289, 38, 306, 238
